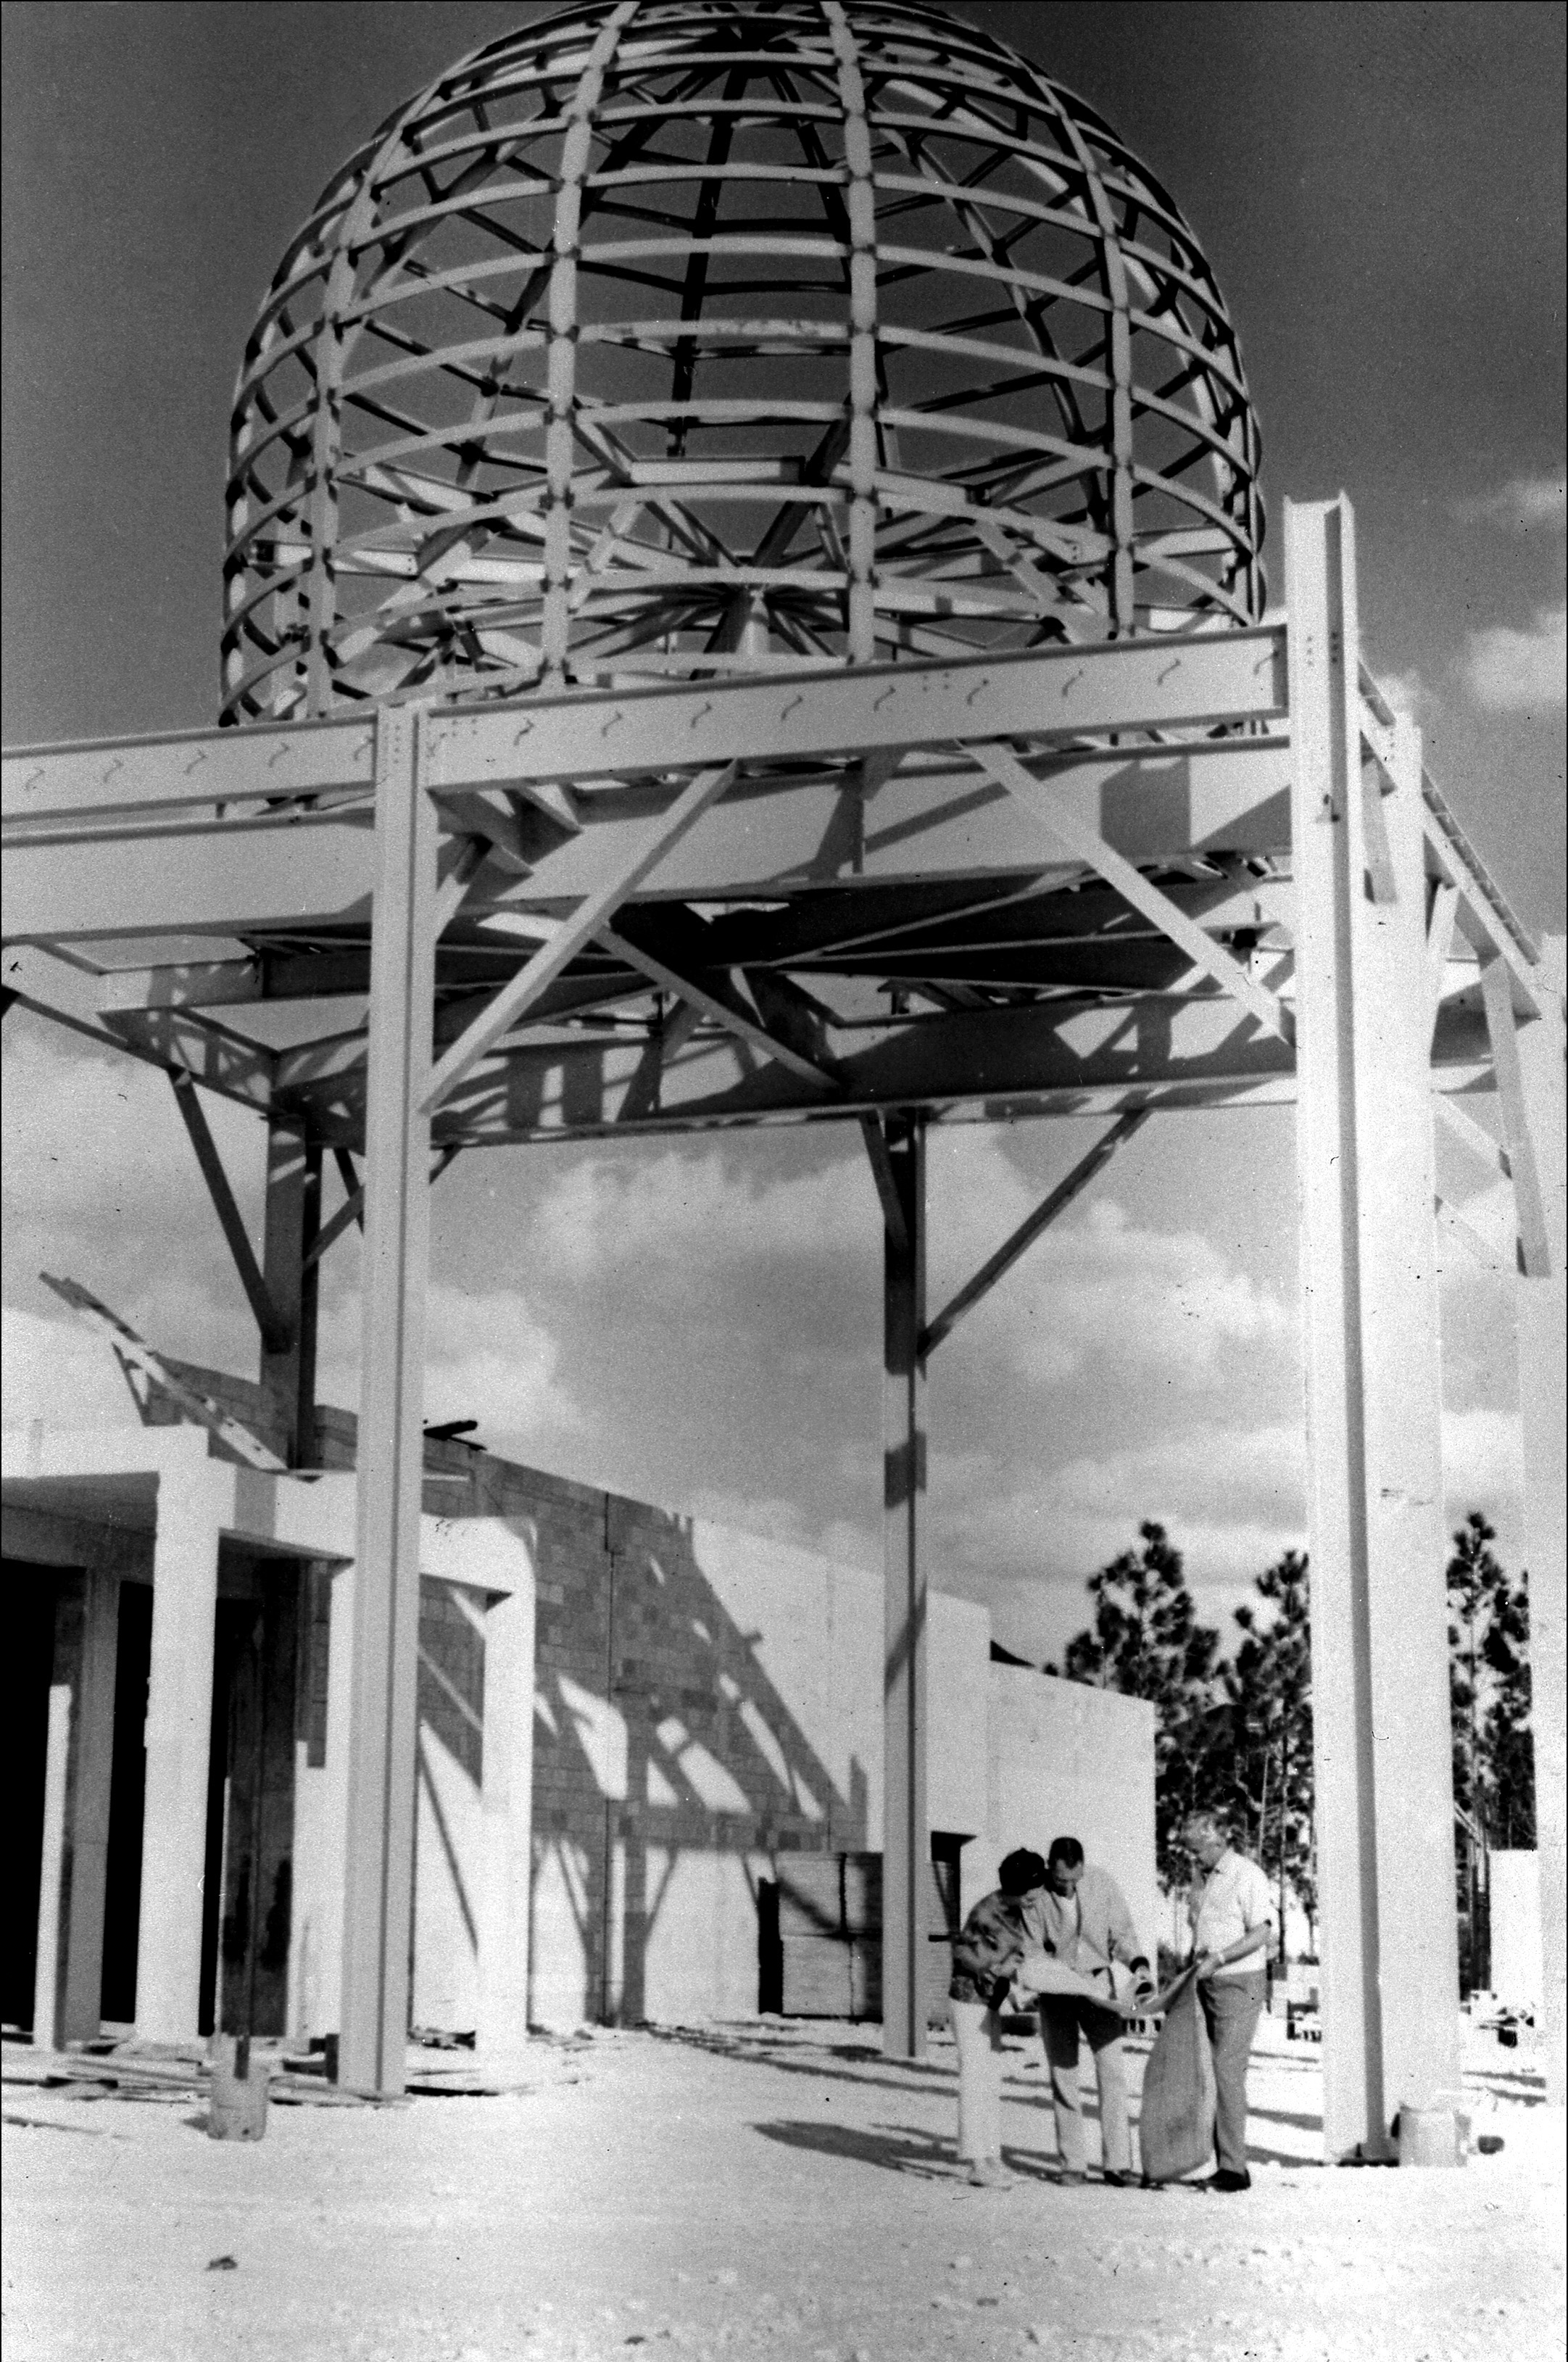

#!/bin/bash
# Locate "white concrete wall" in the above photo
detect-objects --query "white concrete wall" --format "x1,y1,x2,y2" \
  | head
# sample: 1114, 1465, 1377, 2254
693, 1525, 882, 1850
929, 1591, 992, 1845
976, 1667, 1160, 1966
1490, 1851, 1543, 2013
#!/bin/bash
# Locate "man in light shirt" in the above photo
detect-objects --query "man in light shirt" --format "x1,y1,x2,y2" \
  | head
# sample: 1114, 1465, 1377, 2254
1184, 1810, 1277, 2192
1030, 1836, 1156, 2187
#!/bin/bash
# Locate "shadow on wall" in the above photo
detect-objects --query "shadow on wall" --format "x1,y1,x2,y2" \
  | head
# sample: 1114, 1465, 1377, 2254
523, 1491, 871, 2031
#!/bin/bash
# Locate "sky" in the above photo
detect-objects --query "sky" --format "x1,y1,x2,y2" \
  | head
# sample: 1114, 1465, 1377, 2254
2, 1, 1563, 1663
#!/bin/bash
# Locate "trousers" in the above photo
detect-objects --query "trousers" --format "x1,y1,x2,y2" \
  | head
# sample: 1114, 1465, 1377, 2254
1039, 1997, 1132, 2174
1198, 1968, 1267, 2176
950, 1996, 1006, 2162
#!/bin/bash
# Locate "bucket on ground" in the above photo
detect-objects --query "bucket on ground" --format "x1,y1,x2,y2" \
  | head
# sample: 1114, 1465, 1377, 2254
208, 2035, 269, 2141
1396, 2102, 1469, 2168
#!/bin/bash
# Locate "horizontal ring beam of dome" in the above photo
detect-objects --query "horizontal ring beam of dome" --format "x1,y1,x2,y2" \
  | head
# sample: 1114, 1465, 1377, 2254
221, 0, 1264, 726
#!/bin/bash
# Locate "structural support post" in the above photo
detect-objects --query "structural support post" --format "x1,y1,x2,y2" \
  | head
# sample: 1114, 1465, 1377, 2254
476, 1577, 537, 2068
1285, 498, 1458, 2160
337, 705, 436, 2097
136, 1447, 223, 2041
879, 1111, 928, 2059
260, 1122, 322, 1467
1513, 935, 1567, 2105
32, 1570, 120, 2050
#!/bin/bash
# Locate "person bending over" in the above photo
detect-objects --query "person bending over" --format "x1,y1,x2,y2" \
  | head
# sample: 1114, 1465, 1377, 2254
1183, 1810, 1276, 2192
947, 1847, 1141, 2189
1031, 1836, 1155, 2186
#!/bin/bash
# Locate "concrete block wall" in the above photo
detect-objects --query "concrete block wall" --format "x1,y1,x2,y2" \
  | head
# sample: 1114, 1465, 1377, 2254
978, 1667, 1161, 1967
9, 1377, 1156, 2044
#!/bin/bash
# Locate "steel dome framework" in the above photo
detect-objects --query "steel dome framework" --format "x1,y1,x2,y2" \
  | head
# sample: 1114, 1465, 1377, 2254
223, 0, 1264, 724
4, 2, 1564, 2154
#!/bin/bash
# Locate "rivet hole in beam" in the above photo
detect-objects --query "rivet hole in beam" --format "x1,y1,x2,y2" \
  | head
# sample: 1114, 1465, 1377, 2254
597, 924, 840, 1092
921, 1109, 1150, 1360
302, 1144, 461, 1274
960, 739, 1295, 1046
37, 1272, 286, 1471
1479, 956, 1552, 1276
420, 760, 739, 1115
167, 1070, 294, 1354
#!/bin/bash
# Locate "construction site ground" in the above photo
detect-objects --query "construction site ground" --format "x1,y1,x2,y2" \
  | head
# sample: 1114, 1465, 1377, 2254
4, 2013, 1561, 2362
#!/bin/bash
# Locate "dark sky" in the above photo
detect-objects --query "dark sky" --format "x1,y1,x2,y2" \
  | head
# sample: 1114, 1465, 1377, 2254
4, 0, 1564, 922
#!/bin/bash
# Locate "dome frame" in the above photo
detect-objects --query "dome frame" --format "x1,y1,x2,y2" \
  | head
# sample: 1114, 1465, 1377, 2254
222, 0, 1265, 724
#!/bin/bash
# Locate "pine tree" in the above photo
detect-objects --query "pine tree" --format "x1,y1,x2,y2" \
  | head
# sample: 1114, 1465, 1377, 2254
1446, 1512, 1535, 1989
1219, 1551, 1314, 1964
1046, 1521, 1223, 1886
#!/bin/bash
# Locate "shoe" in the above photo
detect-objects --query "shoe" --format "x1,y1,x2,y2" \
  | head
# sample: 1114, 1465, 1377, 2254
1100, 2169, 1134, 2187
1202, 2169, 1252, 2192
966, 2158, 1016, 2189
1056, 2168, 1087, 2186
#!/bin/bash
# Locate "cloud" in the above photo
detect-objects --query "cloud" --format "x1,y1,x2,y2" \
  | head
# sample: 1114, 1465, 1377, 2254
1464, 603, 1567, 713
534, 1145, 869, 1282
2, 1019, 262, 1235
313, 1282, 581, 1451
930, 1184, 1292, 1389
931, 1420, 1306, 1588
1441, 1405, 1522, 1524
1373, 667, 1428, 719
1453, 472, 1567, 532
1, 1305, 146, 1435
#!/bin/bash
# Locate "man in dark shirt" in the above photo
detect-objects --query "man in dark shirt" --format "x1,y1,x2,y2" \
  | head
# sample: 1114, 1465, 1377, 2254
948, 1847, 1140, 2187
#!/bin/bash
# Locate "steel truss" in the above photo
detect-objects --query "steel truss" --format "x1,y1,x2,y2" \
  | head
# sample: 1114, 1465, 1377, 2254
4, 497, 1564, 2138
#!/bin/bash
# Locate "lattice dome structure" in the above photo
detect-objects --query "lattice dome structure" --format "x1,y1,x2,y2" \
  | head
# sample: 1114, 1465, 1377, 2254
222, 0, 1265, 724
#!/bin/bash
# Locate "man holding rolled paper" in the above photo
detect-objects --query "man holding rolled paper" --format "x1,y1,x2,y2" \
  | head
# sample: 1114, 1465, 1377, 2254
947, 1847, 1144, 2189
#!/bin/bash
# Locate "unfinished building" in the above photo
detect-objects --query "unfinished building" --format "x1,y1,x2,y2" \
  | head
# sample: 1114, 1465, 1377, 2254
3, 1, 1562, 2155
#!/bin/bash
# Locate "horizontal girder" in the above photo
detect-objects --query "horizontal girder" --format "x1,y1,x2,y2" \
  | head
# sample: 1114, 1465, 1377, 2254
2, 625, 1542, 1155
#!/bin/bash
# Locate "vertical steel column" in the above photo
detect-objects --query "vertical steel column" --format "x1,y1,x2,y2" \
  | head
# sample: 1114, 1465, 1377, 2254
31, 1570, 120, 2049
881, 1112, 928, 2059
1285, 498, 1457, 2160
260, 1124, 322, 1467
136, 1441, 224, 2041
1513, 937, 1567, 2104
337, 704, 436, 2097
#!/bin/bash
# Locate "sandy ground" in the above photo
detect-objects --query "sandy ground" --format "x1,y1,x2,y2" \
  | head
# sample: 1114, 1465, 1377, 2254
4, 2015, 1562, 2362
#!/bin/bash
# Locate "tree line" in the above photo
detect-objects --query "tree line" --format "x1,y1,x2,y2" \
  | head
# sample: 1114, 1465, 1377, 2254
1044, 1514, 1534, 1984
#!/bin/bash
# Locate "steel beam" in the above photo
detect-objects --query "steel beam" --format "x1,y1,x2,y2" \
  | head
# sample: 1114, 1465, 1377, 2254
1479, 956, 1551, 1275
337, 704, 437, 2097
2, 815, 377, 944
260, 1123, 323, 1466
423, 760, 738, 1112
167, 1073, 293, 1355
1513, 937, 1566, 2105
2, 636, 1282, 831
1, 711, 373, 822
1285, 497, 1457, 2162
276, 989, 1493, 1150
879, 1112, 928, 2060
426, 627, 1286, 788
961, 739, 1292, 1042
